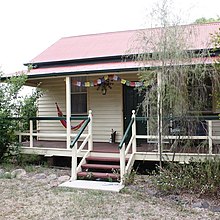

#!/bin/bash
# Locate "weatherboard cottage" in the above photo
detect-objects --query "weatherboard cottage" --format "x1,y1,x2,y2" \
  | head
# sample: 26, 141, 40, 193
11, 22, 220, 186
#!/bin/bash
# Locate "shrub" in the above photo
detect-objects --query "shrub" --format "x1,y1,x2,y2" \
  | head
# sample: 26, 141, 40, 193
0, 74, 27, 161
153, 157, 220, 197
0, 71, 42, 163
19, 87, 42, 132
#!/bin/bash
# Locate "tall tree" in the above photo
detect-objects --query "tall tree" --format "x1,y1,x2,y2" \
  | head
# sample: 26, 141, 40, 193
129, 0, 220, 166
211, 28, 220, 105
194, 17, 220, 24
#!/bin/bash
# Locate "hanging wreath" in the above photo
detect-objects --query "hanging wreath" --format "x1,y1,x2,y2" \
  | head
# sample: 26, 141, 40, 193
97, 78, 114, 95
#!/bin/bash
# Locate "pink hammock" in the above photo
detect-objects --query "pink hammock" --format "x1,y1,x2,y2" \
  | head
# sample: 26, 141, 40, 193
55, 103, 85, 131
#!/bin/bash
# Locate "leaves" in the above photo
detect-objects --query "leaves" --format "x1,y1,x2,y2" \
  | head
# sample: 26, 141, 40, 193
154, 158, 220, 197
0, 73, 41, 161
131, 1, 220, 140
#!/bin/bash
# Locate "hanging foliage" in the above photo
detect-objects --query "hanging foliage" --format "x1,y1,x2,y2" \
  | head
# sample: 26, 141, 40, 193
128, 0, 220, 165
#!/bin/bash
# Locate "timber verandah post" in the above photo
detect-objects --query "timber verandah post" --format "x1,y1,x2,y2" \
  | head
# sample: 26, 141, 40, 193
131, 110, 137, 153
120, 143, 126, 184
208, 120, 213, 155
66, 76, 71, 149
29, 120, 33, 148
71, 142, 77, 181
88, 110, 93, 151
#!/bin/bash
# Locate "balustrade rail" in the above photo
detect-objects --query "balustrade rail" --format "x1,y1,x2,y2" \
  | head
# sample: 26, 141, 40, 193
118, 113, 220, 184
118, 110, 136, 184
13, 111, 93, 181
70, 110, 93, 180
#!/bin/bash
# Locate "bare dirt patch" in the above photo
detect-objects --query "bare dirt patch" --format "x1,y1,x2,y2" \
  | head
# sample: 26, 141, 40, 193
0, 166, 219, 220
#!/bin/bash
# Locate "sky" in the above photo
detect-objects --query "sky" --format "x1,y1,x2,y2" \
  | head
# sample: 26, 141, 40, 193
0, 0, 220, 74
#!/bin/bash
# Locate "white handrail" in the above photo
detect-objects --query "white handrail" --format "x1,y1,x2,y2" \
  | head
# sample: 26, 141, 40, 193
18, 133, 88, 138
71, 110, 93, 181
120, 110, 136, 184
136, 120, 215, 155
136, 135, 209, 139
77, 134, 90, 154
15, 111, 93, 182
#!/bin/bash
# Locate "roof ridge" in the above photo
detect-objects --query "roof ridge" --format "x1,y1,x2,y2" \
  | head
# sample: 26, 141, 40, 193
60, 22, 220, 40
60, 29, 140, 40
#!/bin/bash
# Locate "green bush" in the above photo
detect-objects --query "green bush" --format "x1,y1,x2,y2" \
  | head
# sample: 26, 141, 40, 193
153, 157, 220, 197
0, 74, 27, 161
0, 115, 16, 160
19, 87, 42, 132
0, 71, 42, 163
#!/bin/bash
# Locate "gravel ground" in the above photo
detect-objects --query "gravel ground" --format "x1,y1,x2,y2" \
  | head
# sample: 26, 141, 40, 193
0, 166, 220, 220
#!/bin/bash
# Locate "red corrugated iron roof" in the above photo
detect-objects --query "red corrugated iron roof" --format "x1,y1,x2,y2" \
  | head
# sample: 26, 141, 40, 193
29, 22, 220, 64
30, 30, 137, 63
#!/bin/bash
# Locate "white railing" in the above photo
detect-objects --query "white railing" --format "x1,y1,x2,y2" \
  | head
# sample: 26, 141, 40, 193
71, 110, 93, 181
119, 110, 137, 184
17, 110, 93, 181
136, 120, 218, 155
16, 115, 89, 149
119, 113, 220, 184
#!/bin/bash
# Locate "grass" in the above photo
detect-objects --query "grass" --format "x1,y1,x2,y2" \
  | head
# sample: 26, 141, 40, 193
1, 166, 217, 220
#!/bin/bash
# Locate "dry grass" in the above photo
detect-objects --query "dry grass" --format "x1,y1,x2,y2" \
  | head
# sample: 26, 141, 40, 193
0, 166, 219, 220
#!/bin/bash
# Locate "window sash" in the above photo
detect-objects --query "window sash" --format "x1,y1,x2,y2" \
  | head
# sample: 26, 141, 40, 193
71, 77, 87, 114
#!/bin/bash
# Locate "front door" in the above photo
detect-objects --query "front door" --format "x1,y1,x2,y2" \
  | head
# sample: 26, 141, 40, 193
123, 86, 147, 144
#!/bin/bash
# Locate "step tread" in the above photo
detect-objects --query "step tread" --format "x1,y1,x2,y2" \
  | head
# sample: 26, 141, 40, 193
86, 156, 128, 162
81, 163, 120, 170
77, 171, 119, 179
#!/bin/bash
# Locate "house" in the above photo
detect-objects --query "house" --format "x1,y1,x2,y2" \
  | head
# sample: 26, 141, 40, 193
10, 22, 220, 188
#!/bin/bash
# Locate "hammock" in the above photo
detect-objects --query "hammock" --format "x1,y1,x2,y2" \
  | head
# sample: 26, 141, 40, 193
55, 102, 85, 131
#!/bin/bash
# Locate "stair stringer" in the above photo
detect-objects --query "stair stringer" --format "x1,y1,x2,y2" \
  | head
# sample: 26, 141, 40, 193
125, 153, 135, 177
76, 151, 91, 173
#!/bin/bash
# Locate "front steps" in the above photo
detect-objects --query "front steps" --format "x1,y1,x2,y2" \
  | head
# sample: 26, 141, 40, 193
60, 155, 127, 192
59, 152, 131, 192
77, 156, 126, 182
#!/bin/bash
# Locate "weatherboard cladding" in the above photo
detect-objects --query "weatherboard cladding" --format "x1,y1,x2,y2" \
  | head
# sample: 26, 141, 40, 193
37, 75, 137, 142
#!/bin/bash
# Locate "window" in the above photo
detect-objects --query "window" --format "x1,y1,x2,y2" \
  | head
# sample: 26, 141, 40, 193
188, 73, 212, 112
71, 77, 87, 114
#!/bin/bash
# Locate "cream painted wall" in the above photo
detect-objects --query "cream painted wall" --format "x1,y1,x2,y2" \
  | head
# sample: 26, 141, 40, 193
36, 73, 138, 142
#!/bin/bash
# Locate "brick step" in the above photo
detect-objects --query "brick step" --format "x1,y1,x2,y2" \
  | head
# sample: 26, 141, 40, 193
77, 171, 119, 180
81, 163, 120, 171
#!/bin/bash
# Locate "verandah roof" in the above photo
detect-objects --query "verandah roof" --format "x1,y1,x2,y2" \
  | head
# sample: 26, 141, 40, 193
26, 57, 217, 79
